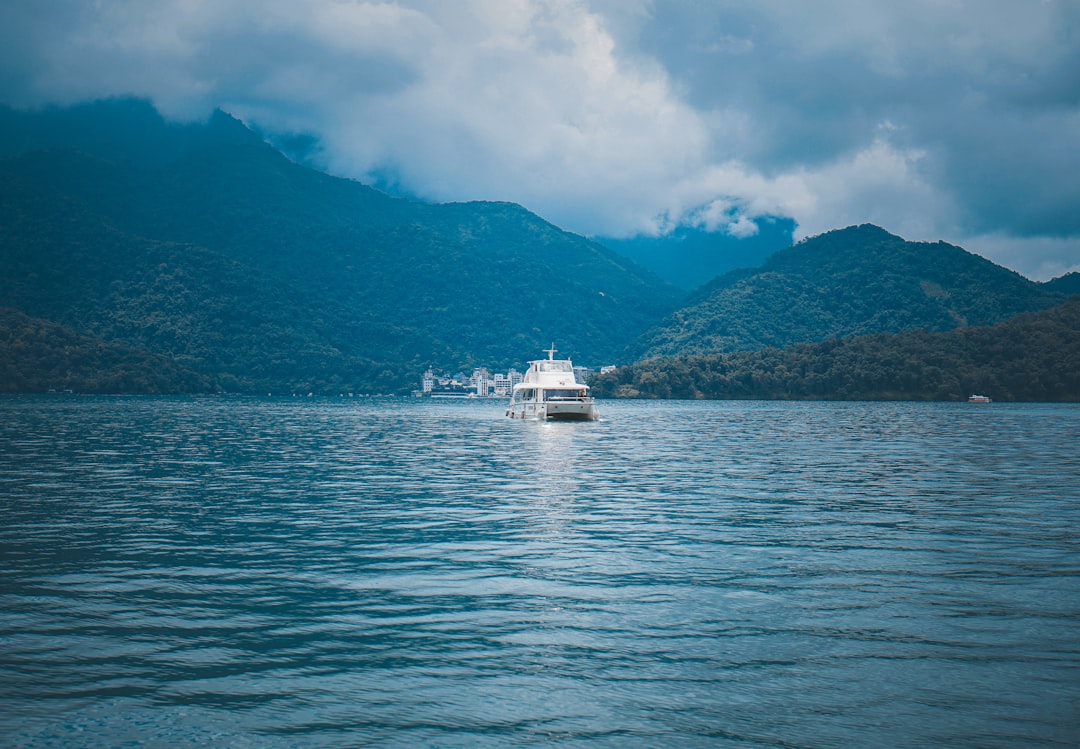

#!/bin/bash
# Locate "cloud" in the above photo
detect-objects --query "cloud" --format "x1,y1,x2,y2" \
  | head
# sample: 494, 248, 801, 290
959, 234, 1080, 284
1, 0, 1078, 279
612, 0, 1080, 275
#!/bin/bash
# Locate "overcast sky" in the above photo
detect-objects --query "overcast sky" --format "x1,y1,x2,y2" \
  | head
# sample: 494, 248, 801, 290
2, 0, 1078, 279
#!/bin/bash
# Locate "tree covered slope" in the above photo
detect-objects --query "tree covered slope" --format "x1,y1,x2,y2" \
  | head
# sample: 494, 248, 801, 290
0, 99, 681, 393
0, 307, 216, 394
595, 296, 1080, 402
638, 224, 1067, 359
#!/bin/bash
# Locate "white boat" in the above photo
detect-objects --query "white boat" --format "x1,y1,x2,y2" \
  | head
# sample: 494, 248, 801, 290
506, 345, 599, 421
967, 394, 992, 403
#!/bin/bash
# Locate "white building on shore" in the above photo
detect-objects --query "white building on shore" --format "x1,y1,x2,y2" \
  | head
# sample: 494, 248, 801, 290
415, 366, 524, 397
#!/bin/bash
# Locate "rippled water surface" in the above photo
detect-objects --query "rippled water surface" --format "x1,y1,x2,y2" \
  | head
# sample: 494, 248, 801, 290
1, 396, 1078, 747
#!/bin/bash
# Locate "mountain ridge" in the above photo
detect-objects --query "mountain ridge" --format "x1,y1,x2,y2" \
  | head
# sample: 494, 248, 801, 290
0, 99, 682, 393
637, 224, 1068, 359
595, 295, 1080, 402
1, 99, 1075, 396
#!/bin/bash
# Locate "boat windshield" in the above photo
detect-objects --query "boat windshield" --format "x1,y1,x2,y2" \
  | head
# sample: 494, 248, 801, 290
545, 389, 585, 400
536, 361, 573, 373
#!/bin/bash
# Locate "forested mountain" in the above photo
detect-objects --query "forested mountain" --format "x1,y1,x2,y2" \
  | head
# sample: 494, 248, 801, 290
638, 224, 1068, 359
0, 307, 215, 394
1046, 272, 1080, 296
0, 99, 681, 393
2, 100, 1075, 397
593, 296, 1080, 402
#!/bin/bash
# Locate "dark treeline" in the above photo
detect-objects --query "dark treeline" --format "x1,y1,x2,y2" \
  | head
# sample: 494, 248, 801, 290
592, 296, 1080, 402
0, 308, 216, 394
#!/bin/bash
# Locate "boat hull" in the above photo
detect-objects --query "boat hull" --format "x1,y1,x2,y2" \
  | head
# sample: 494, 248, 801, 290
506, 401, 599, 421
546, 402, 599, 421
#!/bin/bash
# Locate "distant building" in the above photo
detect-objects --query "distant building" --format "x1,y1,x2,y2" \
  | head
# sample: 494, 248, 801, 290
419, 363, 586, 398
469, 368, 489, 388
418, 369, 472, 397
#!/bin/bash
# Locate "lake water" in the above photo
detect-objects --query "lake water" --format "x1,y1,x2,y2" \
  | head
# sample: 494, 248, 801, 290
1, 396, 1078, 747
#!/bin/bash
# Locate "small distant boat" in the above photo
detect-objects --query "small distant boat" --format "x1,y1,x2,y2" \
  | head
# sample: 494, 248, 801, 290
968, 394, 992, 403
506, 345, 599, 421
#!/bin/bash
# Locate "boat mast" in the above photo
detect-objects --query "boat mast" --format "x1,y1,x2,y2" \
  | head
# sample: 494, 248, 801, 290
543, 343, 557, 360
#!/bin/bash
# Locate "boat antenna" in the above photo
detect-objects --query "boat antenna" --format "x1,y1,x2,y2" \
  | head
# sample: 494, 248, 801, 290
544, 343, 557, 360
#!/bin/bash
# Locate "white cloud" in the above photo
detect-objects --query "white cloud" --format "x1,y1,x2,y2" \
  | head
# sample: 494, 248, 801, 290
726, 215, 759, 239
196, 1, 712, 238
792, 134, 952, 243
1, 0, 1078, 279
957, 234, 1080, 282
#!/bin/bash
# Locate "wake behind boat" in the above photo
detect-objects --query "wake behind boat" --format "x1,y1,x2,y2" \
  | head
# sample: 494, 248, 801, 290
506, 345, 599, 421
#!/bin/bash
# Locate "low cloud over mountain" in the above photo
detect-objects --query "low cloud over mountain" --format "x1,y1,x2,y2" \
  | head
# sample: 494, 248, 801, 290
1, 1, 1078, 280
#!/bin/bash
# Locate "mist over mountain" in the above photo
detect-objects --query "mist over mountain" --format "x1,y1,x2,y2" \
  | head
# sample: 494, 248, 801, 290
597, 217, 796, 291
0, 98, 263, 166
0, 99, 681, 394
638, 224, 1069, 360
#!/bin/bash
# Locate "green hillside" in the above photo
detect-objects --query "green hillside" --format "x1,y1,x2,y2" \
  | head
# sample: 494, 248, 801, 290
1046, 272, 1080, 296
0, 307, 216, 393
639, 224, 1067, 359
0, 99, 681, 393
3, 100, 1073, 397
594, 296, 1080, 402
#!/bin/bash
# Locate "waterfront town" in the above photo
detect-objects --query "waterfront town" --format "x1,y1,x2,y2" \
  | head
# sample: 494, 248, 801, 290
416, 364, 617, 398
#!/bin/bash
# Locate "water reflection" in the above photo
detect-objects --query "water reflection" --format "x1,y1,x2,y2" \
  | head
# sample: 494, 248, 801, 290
523, 420, 591, 505
0, 396, 1078, 748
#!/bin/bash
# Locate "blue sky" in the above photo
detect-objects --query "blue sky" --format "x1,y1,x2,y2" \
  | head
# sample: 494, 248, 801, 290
2, 0, 1078, 279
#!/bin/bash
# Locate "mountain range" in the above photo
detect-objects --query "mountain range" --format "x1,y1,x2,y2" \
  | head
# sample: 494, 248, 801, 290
1, 99, 1076, 397
594, 295, 1080, 402
0, 99, 679, 393
637, 223, 1070, 359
